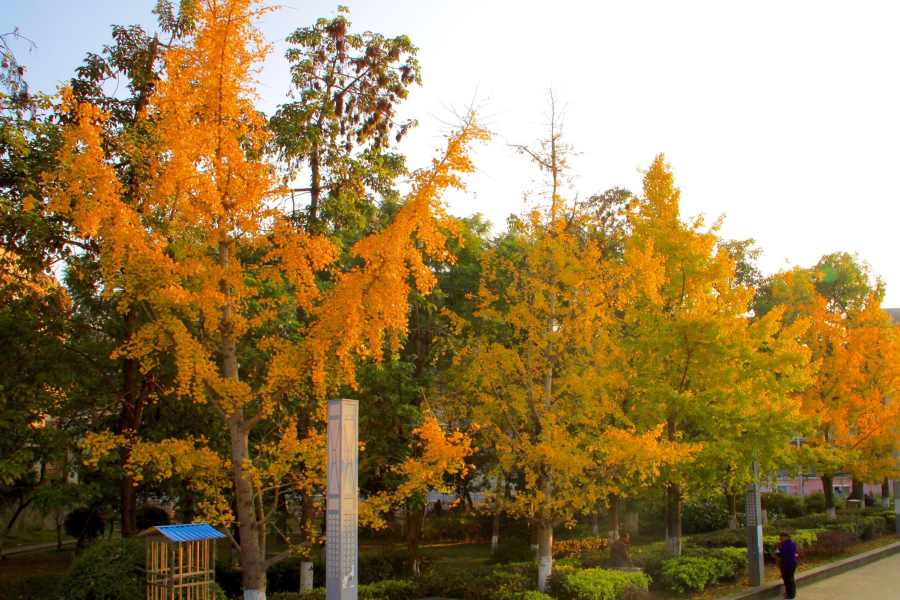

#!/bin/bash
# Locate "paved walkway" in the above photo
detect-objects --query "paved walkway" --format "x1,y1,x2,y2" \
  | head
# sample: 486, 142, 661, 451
795, 550, 900, 599
0, 540, 76, 556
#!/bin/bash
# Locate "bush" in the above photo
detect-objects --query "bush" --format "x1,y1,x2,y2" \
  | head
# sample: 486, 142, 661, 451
63, 506, 106, 542
417, 566, 534, 600
553, 567, 649, 600
660, 556, 731, 593
761, 492, 805, 519
762, 529, 821, 562
60, 538, 145, 600
686, 547, 745, 576
685, 528, 745, 549
490, 537, 536, 564
135, 504, 170, 530
804, 491, 827, 514
807, 530, 859, 556
554, 537, 610, 559
421, 514, 492, 543
682, 498, 731, 534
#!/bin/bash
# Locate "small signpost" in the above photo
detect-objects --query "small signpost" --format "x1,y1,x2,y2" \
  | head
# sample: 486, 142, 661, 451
326, 399, 359, 600
745, 461, 764, 587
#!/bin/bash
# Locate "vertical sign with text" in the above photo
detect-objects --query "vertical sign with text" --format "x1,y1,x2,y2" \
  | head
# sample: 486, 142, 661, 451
327, 399, 359, 600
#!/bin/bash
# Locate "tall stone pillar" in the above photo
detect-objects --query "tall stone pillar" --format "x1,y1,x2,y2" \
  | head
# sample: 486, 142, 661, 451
745, 462, 764, 587
327, 399, 359, 600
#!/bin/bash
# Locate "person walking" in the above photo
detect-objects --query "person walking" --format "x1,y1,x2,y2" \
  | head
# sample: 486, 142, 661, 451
775, 532, 798, 599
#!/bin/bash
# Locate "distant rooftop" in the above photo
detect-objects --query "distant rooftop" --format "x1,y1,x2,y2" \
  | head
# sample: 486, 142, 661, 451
886, 308, 900, 325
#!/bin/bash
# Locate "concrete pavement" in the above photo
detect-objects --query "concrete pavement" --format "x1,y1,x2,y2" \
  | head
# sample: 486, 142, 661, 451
792, 550, 900, 599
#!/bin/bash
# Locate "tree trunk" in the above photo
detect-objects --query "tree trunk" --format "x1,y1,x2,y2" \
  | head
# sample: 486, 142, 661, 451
666, 483, 682, 556
607, 493, 619, 543
120, 309, 144, 538
622, 508, 639, 535
220, 240, 266, 600
591, 502, 599, 537
491, 502, 500, 554
299, 493, 315, 591
530, 518, 539, 550
883, 479, 892, 509
726, 492, 738, 529
822, 473, 836, 521
405, 501, 425, 575
308, 145, 320, 228
851, 478, 865, 502
537, 520, 553, 594
56, 521, 63, 551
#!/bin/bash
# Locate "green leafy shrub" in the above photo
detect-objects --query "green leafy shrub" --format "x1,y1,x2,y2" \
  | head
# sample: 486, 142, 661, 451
417, 566, 534, 600
682, 498, 731, 534
861, 516, 888, 539
660, 556, 730, 593
135, 504, 170, 530
489, 537, 536, 564
685, 528, 745, 549
552, 567, 649, 600
270, 590, 325, 600
63, 506, 106, 542
60, 538, 144, 600
687, 547, 745, 576
761, 492, 805, 519
361, 579, 422, 600
804, 492, 826, 514
421, 514, 492, 543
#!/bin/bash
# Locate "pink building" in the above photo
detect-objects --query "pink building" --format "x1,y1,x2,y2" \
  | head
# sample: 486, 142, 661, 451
767, 475, 891, 499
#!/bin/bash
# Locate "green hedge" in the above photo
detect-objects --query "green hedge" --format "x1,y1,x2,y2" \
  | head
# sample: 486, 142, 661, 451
551, 567, 649, 600
60, 538, 145, 600
660, 556, 730, 593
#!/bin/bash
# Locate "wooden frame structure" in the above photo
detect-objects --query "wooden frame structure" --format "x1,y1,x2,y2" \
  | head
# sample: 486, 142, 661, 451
140, 523, 226, 600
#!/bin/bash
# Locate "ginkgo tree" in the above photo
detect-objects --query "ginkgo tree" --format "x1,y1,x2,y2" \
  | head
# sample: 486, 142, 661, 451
455, 106, 680, 592
623, 154, 810, 555
50, 0, 486, 597
758, 254, 900, 519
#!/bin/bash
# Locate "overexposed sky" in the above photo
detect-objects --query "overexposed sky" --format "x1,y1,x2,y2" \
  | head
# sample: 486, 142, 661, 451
6, 1, 900, 304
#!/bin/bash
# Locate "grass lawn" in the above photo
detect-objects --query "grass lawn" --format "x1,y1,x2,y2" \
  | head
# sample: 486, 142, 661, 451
0, 548, 75, 600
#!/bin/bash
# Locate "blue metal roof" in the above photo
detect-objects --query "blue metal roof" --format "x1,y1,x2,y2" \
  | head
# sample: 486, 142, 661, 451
140, 523, 226, 542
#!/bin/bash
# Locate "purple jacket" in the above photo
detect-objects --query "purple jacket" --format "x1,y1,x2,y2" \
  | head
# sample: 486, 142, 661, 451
777, 539, 798, 567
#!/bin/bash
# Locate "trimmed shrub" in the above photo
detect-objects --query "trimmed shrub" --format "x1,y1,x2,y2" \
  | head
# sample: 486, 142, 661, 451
60, 538, 145, 600
421, 514, 492, 543
553, 567, 649, 600
135, 504, 170, 530
682, 498, 731, 534
804, 492, 826, 514
761, 492, 805, 519
807, 530, 859, 556
63, 506, 106, 543
685, 528, 745, 549
660, 556, 731, 593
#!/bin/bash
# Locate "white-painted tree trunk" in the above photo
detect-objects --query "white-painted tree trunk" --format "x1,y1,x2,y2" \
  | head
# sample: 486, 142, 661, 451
608, 530, 619, 544
245, 591, 265, 600
537, 555, 552, 594
826, 507, 836, 521
300, 561, 313, 591
667, 536, 681, 556
491, 535, 499, 553
537, 522, 553, 594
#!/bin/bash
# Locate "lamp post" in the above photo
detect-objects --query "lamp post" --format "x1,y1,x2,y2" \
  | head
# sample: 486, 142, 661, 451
746, 460, 764, 587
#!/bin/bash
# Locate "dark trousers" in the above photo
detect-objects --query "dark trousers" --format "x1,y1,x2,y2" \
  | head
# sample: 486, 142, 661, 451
780, 564, 797, 598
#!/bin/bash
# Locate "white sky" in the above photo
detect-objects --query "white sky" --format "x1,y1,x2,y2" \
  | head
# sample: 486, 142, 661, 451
6, 0, 900, 304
